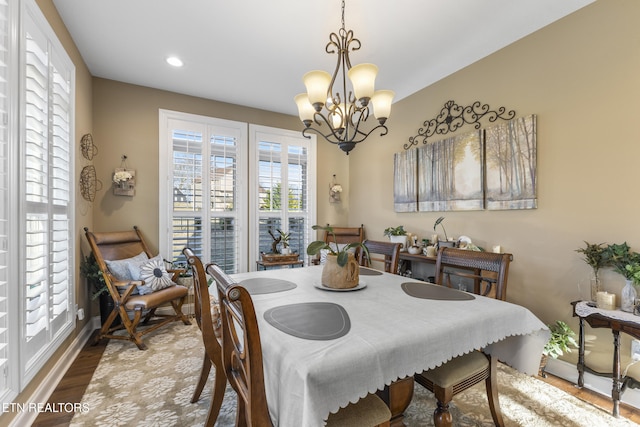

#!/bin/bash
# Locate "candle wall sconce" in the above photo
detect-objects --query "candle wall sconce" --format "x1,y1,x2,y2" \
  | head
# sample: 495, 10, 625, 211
113, 155, 135, 196
329, 174, 342, 203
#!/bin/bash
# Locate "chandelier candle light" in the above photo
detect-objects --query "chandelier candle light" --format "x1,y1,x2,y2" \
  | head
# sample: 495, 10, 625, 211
294, 0, 394, 155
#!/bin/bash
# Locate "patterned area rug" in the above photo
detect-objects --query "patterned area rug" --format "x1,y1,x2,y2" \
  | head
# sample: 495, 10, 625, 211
70, 321, 638, 426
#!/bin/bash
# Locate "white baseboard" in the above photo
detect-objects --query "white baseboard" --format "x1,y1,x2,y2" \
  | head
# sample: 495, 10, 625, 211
9, 317, 99, 427
545, 357, 640, 410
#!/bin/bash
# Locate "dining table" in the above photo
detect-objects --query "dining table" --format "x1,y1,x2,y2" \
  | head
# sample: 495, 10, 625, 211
230, 265, 549, 427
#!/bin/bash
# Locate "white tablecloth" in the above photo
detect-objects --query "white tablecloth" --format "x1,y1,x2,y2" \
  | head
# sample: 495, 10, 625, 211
231, 266, 549, 427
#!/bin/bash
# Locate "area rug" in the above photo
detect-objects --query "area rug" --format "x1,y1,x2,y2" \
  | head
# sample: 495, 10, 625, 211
70, 322, 638, 427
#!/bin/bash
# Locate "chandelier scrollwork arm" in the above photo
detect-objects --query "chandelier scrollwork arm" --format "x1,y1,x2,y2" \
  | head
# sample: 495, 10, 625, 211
295, 0, 394, 155
404, 100, 516, 150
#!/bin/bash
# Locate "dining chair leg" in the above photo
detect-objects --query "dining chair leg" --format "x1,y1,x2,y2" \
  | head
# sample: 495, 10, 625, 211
433, 400, 453, 427
205, 365, 227, 427
191, 355, 211, 403
485, 357, 505, 427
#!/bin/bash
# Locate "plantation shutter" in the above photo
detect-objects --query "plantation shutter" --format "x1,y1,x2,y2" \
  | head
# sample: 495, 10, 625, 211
22, 3, 74, 377
251, 125, 316, 265
165, 115, 247, 273
0, 0, 10, 398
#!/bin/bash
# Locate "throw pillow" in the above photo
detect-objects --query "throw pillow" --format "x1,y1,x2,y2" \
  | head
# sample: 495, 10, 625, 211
138, 256, 174, 292
105, 252, 149, 281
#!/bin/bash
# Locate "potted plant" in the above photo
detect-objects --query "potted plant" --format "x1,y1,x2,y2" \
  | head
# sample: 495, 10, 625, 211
79, 253, 119, 326
575, 241, 608, 301
278, 229, 291, 254
307, 225, 369, 289
433, 216, 455, 248
604, 242, 640, 312
383, 225, 408, 251
540, 320, 578, 377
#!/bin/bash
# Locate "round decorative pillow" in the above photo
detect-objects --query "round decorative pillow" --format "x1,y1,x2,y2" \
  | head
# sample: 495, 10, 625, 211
139, 257, 173, 291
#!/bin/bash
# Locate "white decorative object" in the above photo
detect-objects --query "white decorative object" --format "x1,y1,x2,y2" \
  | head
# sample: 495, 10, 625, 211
113, 167, 135, 196
329, 174, 342, 203
389, 235, 408, 252
621, 279, 637, 313
596, 291, 616, 311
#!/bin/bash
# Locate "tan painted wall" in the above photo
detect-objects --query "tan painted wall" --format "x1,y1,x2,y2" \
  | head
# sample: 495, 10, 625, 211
91, 78, 350, 250
350, 0, 640, 354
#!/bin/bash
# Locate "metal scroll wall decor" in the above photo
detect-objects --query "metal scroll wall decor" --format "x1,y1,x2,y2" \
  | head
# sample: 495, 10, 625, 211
404, 100, 516, 150
395, 101, 537, 212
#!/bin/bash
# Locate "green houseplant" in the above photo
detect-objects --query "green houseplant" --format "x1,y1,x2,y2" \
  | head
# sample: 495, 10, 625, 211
80, 253, 121, 326
79, 253, 108, 300
540, 320, 578, 377
575, 241, 608, 301
604, 242, 640, 312
383, 225, 407, 237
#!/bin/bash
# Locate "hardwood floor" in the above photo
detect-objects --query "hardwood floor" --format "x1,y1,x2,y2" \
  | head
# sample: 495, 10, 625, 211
32, 332, 107, 427
32, 333, 639, 426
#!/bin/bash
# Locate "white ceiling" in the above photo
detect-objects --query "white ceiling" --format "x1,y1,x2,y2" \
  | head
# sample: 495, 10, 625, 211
52, 0, 594, 117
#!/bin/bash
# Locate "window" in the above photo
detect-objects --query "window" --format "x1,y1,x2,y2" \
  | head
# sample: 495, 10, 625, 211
159, 112, 316, 273
159, 111, 248, 273
249, 125, 316, 267
0, 0, 75, 403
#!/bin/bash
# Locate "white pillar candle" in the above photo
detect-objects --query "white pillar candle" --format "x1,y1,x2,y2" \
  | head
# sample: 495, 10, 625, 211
596, 291, 616, 311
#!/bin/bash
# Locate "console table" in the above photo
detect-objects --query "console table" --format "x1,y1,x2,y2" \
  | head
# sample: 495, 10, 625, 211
571, 301, 640, 417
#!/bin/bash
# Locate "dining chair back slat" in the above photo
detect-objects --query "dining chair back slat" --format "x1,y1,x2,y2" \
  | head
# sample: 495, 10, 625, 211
358, 240, 402, 274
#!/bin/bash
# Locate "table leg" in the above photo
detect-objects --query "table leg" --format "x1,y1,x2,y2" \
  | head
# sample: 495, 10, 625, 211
577, 317, 585, 388
612, 330, 621, 417
377, 377, 414, 427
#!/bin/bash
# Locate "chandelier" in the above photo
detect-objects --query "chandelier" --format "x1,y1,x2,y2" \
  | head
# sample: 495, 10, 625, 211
294, 0, 394, 155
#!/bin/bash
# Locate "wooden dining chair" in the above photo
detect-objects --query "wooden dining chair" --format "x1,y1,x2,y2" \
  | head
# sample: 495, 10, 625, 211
84, 226, 191, 350
414, 247, 513, 427
311, 224, 365, 265
207, 263, 392, 427
358, 239, 402, 274
183, 248, 226, 427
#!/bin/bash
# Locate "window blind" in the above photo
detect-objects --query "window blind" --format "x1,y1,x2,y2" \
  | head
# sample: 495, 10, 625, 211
21, 1, 74, 380
0, 0, 9, 397
166, 116, 246, 274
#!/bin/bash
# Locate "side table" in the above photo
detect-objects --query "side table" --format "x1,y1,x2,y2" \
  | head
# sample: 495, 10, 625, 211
256, 259, 304, 270
571, 300, 640, 417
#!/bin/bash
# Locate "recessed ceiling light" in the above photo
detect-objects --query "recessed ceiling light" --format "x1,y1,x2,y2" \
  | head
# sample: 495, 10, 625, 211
166, 56, 183, 67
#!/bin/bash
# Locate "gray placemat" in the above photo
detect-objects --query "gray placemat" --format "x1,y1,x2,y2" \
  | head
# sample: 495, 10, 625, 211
359, 267, 383, 276
240, 278, 297, 295
264, 302, 350, 340
401, 281, 475, 301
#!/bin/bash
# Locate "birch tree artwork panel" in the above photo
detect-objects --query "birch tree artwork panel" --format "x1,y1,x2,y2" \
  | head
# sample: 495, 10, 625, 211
417, 130, 483, 211
394, 148, 418, 212
485, 115, 537, 210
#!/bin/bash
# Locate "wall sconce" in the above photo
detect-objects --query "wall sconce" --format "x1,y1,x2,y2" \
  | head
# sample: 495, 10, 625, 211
113, 155, 136, 196
329, 174, 342, 203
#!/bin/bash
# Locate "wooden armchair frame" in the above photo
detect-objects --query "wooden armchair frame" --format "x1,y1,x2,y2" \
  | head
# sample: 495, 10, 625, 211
183, 248, 226, 427
84, 226, 190, 350
415, 247, 512, 427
